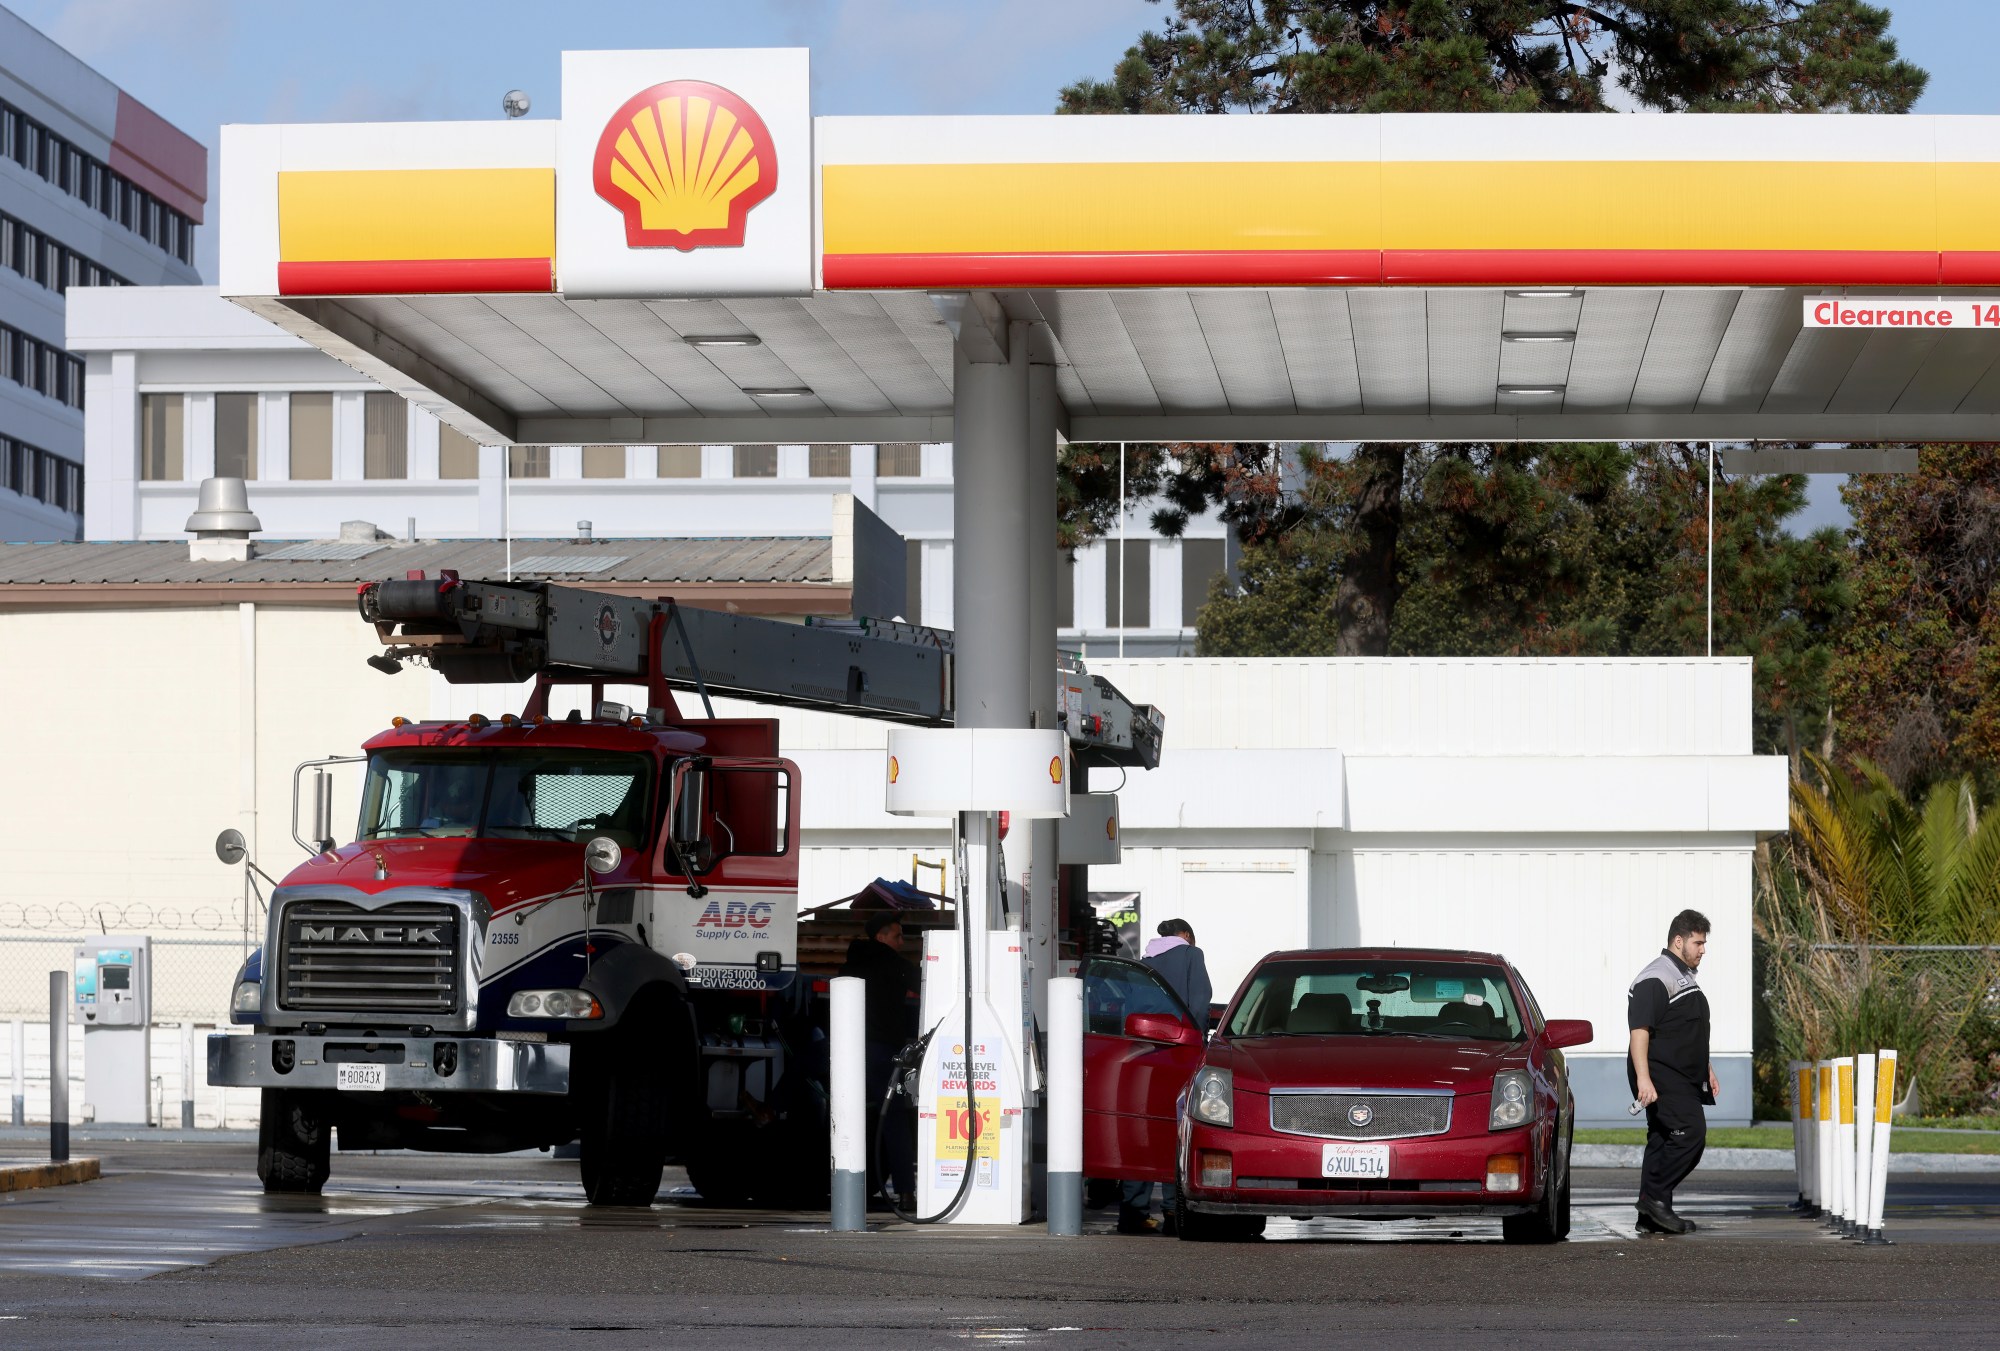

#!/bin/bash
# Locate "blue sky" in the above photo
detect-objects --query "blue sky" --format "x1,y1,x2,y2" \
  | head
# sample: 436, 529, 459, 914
14, 0, 1991, 530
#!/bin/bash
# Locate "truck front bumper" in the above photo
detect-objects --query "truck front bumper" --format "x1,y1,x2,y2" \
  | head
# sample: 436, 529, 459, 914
207, 1033, 570, 1095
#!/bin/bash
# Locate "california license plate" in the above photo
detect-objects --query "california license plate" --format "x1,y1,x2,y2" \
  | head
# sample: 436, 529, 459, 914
1322, 1143, 1390, 1179
335, 1063, 386, 1092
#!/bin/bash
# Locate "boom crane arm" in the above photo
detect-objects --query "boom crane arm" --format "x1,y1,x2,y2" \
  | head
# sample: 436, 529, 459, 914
358, 573, 1162, 769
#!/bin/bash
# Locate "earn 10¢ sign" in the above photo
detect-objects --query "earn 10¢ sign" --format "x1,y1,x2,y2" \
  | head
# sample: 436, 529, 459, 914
1805, 297, 2000, 329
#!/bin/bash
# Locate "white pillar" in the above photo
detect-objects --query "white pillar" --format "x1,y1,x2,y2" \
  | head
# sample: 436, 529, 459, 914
9, 1019, 22, 1126
952, 328, 1031, 731
1817, 1061, 1834, 1221
1024, 358, 1060, 1025
180, 1022, 197, 1129
1046, 976, 1083, 1235
1867, 1049, 1896, 1241
1853, 1053, 1875, 1235
829, 976, 867, 1231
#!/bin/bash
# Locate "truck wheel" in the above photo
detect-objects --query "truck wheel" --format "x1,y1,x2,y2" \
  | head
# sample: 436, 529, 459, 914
257, 1088, 331, 1194
578, 1045, 669, 1208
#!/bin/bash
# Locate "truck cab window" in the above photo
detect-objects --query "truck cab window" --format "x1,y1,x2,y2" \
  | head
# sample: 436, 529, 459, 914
360, 750, 652, 844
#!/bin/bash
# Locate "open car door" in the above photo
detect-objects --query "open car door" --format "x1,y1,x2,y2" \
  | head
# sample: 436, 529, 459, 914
1079, 957, 1206, 1184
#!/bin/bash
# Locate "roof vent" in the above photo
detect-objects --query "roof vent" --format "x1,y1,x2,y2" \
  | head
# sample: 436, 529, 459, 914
340, 520, 387, 543
185, 477, 262, 562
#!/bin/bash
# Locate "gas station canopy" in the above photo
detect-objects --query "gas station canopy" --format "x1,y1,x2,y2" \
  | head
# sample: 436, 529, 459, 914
221, 50, 2000, 460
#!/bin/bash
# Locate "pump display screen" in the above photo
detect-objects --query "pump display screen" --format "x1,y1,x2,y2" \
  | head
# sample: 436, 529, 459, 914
100, 965, 131, 991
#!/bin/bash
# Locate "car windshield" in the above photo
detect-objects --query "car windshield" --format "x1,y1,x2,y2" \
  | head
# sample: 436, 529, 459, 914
359, 749, 652, 844
1224, 959, 1525, 1042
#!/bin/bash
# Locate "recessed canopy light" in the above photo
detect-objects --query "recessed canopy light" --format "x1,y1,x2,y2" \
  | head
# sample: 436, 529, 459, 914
1506, 289, 1581, 299
1498, 385, 1566, 396
683, 334, 762, 347
1501, 331, 1576, 344
742, 386, 814, 398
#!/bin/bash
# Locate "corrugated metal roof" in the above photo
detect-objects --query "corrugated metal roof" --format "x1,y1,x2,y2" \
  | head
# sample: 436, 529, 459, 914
0, 537, 833, 586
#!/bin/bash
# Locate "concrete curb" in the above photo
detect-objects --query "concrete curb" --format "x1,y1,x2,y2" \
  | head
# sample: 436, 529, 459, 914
0, 1127, 256, 1145
1574, 1144, 2000, 1173
0, 1157, 101, 1192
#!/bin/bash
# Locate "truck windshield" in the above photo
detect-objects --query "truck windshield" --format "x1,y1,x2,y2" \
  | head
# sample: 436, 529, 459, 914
1224, 960, 1524, 1042
359, 750, 653, 845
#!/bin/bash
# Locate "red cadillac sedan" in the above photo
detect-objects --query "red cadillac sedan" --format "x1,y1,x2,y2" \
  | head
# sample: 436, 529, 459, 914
1082, 947, 1591, 1243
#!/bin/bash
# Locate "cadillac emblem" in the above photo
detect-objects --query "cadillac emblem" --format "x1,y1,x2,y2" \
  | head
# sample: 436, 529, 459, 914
1348, 1102, 1374, 1128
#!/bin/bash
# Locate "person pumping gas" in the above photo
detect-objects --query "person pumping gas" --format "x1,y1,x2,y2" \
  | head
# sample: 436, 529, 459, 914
839, 909, 921, 1204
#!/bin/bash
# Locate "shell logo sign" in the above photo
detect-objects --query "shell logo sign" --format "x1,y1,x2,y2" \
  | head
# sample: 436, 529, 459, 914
593, 81, 777, 252
557, 48, 812, 299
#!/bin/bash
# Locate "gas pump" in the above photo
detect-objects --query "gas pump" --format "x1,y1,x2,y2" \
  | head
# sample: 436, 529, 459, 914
72, 936, 151, 1124
885, 726, 1067, 1224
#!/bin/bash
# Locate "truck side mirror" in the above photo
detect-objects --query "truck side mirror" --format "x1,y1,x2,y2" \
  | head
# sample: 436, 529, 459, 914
215, 829, 247, 866
670, 759, 712, 866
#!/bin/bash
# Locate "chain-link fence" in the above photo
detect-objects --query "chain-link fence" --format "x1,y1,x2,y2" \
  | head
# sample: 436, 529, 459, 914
1757, 941, 2000, 1117
0, 936, 259, 1130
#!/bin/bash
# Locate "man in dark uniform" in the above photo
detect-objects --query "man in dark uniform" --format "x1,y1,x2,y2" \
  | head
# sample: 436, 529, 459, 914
1627, 909, 1719, 1235
839, 910, 921, 1202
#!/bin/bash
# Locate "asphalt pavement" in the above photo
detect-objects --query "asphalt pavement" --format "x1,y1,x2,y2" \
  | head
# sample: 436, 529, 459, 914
1, 1138, 1997, 1347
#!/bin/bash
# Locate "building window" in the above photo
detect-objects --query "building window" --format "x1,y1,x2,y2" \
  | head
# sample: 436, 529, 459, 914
2, 434, 83, 513
808, 444, 850, 477
1181, 538, 1226, 628
582, 445, 625, 479
509, 446, 550, 479
1105, 540, 1151, 629
657, 445, 700, 478
213, 393, 258, 480
438, 424, 480, 479
733, 445, 777, 478
0, 95, 195, 265
362, 392, 406, 478
877, 443, 923, 477
0, 322, 84, 409
904, 539, 923, 625
141, 393, 184, 481
0, 208, 126, 293
288, 394, 332, 480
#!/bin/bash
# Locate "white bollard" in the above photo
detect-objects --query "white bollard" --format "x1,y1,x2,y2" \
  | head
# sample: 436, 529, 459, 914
9, 1019, 22, 1127
829, 976, 868, 1232
1799, 1061, 1819, 1216
1853, 1053, 1875, 1237
1047, 975, 1084, 1237
1816, 1061, 1835, 1225
1866, 1048, 1897, 1243
180, 1023, 197, 1129
1800, 1063, 1816, 1207
1836, 1056, 1856, 1234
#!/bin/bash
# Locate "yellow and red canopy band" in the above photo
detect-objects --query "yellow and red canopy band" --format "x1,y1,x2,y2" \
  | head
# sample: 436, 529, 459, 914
277, 168, 555, 296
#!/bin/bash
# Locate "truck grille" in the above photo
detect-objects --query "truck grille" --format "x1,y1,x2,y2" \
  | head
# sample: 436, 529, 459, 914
278, 900, 461, 1016
1270, 1092, 1452, 1141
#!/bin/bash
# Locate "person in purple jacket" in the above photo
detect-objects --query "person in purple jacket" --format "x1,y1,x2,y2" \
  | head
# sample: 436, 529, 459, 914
1117, 919, 1213, 1234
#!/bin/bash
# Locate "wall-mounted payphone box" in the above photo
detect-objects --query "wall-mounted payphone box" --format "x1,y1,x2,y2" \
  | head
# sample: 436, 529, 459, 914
72, 936, 150, 1027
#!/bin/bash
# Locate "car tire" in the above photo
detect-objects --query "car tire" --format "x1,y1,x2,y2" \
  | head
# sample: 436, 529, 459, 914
257, 1087, 331, 1194
1173, 1182, 1265, 1242
1502, 1137, 1570, 1244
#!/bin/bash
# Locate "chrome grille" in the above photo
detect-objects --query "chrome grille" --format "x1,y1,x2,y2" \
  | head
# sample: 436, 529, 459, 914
278, 901, 460, 1016
1270, 1092, 1451, 1141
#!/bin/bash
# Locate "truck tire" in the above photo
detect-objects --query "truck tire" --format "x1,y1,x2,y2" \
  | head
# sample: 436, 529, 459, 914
258, 1088, 331, 1194
578, 1029, 671, 1208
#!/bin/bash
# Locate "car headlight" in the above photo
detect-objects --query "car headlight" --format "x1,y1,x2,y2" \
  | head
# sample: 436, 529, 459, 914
506, 989, 604, 1019
232, 980, 261, 1015
1192, 1067, 1234, 1127
1489, 1070, 1531, 1130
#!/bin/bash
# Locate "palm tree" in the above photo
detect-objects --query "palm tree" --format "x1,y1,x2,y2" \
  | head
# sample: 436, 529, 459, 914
1757, 755, 2000, 1113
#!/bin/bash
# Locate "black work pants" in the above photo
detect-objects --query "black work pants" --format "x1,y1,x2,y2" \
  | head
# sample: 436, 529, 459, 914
1640, 1078, 1707, 1207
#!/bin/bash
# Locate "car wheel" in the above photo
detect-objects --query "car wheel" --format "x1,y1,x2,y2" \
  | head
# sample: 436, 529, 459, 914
1501, 1140, 1567, 1244
1173, 1184, 1265, 1243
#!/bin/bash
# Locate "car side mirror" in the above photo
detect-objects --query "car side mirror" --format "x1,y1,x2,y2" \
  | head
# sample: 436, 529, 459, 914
1124, 1011, 1201, 1047
1543, 1018, 1593, 1049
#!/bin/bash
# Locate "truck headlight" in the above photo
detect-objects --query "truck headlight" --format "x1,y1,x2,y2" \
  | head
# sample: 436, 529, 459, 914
232, 980, 261, 1015
1192, 1067, 1234, 1127
1489, 1070, 1531, 1130
507, 989, 603, 1020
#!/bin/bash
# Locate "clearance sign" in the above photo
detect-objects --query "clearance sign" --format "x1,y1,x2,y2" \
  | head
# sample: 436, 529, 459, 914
1805, 297, 2000, 329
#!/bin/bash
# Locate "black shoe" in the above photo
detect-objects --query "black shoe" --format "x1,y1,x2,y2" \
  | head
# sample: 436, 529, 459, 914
1636, 1197, 1693, 1235
1115, 1213, 1161, 1235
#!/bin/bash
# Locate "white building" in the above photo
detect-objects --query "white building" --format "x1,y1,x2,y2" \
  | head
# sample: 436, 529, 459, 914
0, 7, 205, 541
68, 286, 1233, 656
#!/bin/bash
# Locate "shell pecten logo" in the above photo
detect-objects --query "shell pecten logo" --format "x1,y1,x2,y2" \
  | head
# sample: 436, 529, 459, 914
593, 80, 777, 251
